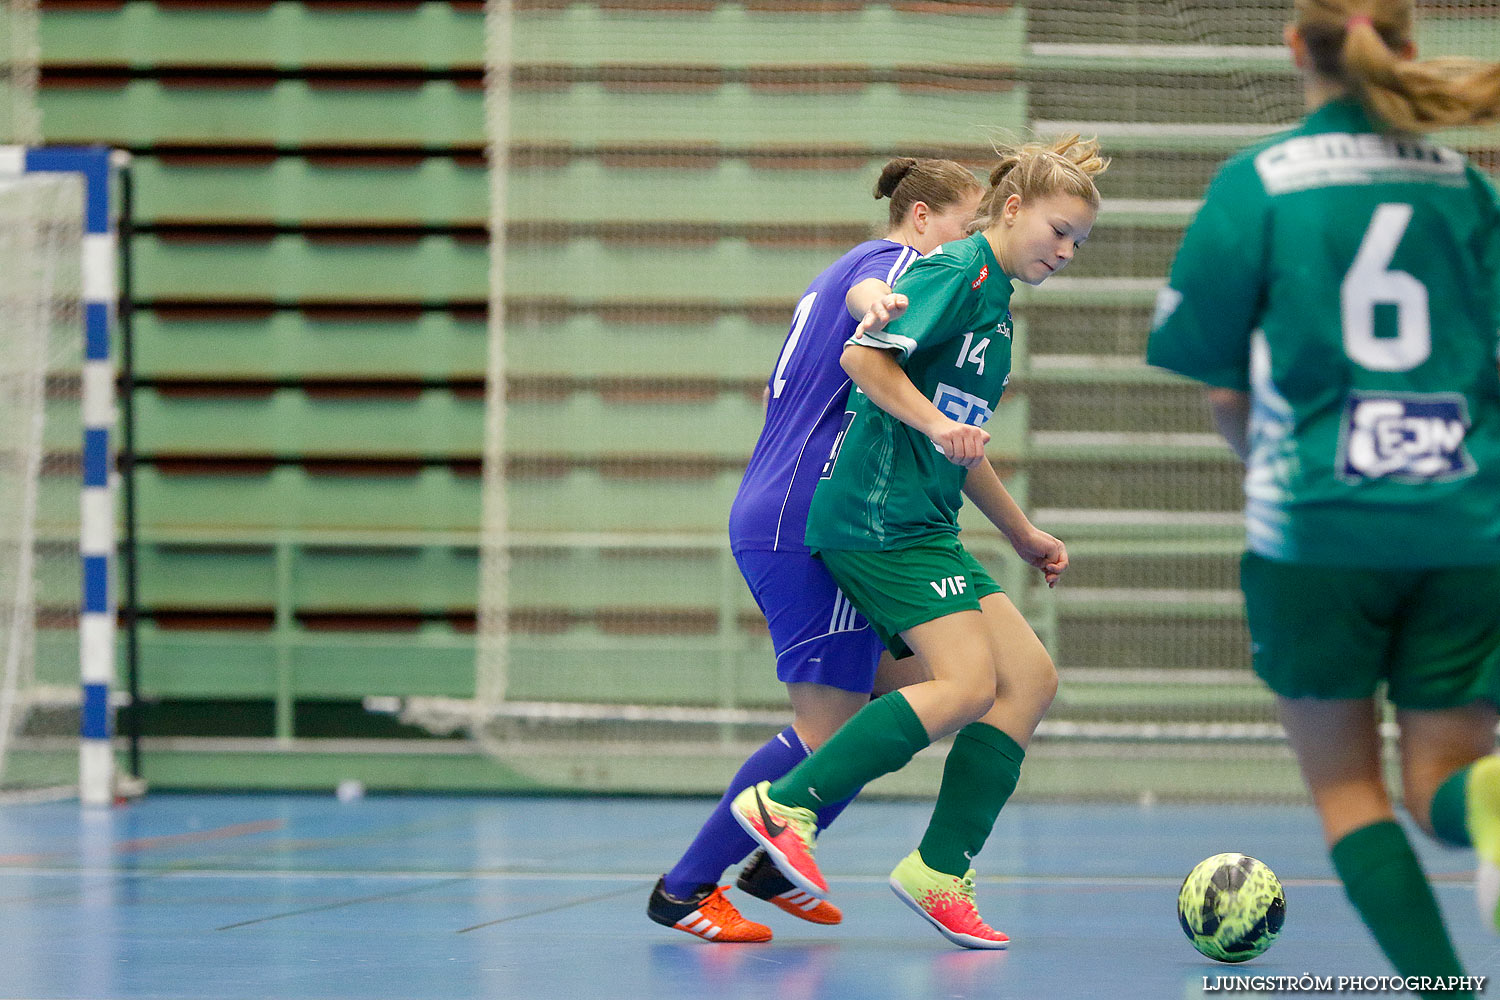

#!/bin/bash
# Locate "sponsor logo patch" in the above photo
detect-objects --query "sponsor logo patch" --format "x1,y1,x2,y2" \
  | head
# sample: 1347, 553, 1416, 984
1338, 391, 1475, 483
971, 265, 988, 290
932, 382, 994, 427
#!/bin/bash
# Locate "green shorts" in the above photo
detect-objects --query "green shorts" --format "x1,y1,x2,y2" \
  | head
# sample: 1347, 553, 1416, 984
1240, 552, 1500, 709
815, 535, 1003, 659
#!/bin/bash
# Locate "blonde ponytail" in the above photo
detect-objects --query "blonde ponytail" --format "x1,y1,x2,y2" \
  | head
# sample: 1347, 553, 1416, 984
1297, 0, 1500, 132
971, 134, 1109, 233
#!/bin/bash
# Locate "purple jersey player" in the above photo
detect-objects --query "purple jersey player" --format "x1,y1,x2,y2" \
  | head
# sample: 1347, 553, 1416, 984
648, 158, 984, 942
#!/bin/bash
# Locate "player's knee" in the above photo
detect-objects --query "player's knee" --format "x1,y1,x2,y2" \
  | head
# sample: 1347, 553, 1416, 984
790, 719, 833, 752
995, 648, 1058, 710
1034, 653, 1059, 711
791, 702, 864, 749
1400, 784, 1437, 837
949, 672, 999, 726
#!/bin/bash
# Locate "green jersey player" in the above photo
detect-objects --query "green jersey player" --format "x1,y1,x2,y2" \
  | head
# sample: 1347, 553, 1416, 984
1148, 2, 1500, 992
730, 135, 1108, 949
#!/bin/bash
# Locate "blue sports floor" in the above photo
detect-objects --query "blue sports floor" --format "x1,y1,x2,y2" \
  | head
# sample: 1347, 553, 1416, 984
0, 794, 1495, 1000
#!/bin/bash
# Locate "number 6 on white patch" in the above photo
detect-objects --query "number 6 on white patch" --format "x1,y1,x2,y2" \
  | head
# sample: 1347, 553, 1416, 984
1341, 203, 1430, 372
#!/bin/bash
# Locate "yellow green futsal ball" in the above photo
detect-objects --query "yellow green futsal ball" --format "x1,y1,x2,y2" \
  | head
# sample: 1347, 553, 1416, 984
1177, 853, 1286, 963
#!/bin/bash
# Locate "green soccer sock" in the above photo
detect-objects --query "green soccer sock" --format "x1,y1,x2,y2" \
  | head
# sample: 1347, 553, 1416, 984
1430, 756, 1500, 866
1330, 821, 1469, 996
1430, 764, 1474, 848
767, 690, 930, 811
917, 722, 1024, 877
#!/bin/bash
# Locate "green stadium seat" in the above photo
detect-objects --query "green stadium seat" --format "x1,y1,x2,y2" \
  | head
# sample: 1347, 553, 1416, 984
133, 462, 484, 533
39, 75, 1028, 148
132, 303, 809, 382
39, 78, 482, 147
132, 620, 789, 707
510, 3, 1024, 68
38, 0, 1032, 74
135, 537, 760, 614
129, 460, 765, 534
132, 377, 774, 459
127, 227, 1181, 307
131, 230, 840, 301
1051, 612, 1251, 673
134, 306, 489, 381
128, 152, 486, 226
40, 1, 484, 70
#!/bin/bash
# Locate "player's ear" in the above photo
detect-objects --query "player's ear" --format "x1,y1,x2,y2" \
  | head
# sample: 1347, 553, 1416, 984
1283, 24, 1308, 69
911, 201, 930, 233
1002, 193, 1023, 225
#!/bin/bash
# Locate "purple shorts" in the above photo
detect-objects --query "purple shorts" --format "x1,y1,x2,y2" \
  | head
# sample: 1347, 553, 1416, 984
734, 547, 884, 694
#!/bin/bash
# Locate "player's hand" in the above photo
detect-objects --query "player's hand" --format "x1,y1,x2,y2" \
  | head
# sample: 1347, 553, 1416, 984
927, 419, 990, 469
1011, 528, 1068, 588
854, 293, 908, 338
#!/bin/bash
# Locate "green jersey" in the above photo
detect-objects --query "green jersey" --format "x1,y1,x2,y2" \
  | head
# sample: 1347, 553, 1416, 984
1148, 98, 1500, 568
805, 232, 1015, 550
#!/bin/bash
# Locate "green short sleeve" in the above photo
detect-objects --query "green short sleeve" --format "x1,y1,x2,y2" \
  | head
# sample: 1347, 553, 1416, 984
851, 257, 973, 362
1146, 164, 1269, 390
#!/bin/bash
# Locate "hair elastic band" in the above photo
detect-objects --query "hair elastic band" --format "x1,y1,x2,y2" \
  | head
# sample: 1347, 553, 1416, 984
1346, 14, 1374, 30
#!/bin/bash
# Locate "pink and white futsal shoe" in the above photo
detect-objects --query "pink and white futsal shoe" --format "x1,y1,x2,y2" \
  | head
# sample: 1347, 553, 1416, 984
729, 780, 828, 898
889, 849, 1009, 950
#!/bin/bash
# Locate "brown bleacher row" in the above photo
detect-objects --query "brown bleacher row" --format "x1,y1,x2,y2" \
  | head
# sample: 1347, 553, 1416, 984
42, 65, 1017, 87
37, 1, 1004, 13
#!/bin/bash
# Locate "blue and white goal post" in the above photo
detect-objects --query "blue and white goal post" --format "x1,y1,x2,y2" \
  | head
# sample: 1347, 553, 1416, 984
0, 145, 126, 806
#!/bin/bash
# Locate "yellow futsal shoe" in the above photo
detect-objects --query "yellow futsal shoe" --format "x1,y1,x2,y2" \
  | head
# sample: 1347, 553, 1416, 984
1469, 755, 1500, 932
729, 781, 827, 898
889, 849, 1009, 950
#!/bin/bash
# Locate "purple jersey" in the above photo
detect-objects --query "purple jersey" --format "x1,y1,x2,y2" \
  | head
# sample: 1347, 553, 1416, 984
729, 239, 922, 552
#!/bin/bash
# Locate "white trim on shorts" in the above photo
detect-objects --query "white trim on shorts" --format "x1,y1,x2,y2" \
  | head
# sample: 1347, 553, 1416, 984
773, 589, 867, 665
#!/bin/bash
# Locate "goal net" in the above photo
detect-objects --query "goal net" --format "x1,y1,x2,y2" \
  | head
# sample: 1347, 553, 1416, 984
0, 171, 83, 797
455, 0, 1496, 801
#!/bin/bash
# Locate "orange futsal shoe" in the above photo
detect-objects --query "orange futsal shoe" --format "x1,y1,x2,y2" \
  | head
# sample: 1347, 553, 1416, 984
729, 780, 828, 898
647, 878, 773, 943
737, 849, 843, 925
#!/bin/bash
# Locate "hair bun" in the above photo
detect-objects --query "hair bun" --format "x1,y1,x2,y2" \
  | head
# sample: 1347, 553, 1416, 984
874, 157, 919, 199
988, 159, 1019, 187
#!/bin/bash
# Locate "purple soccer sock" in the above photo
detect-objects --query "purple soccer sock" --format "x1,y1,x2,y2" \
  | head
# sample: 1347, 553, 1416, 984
814, 793, 853, 831
661, 725, 853, 898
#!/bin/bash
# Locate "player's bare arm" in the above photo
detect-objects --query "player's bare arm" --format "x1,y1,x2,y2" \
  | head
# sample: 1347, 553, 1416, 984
845, 278, 907, 325
839, 343, 990, 468
961, 457, 1068, 587
1205, 387, 1251, 462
